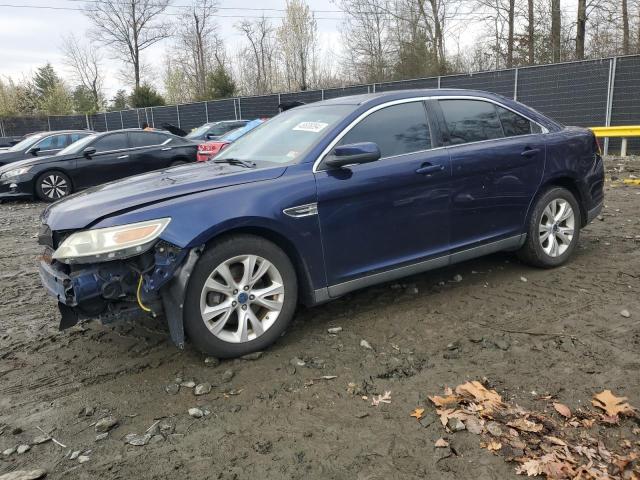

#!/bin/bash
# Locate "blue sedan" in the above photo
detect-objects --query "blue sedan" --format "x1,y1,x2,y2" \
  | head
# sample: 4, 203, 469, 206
38, 89, 604, 357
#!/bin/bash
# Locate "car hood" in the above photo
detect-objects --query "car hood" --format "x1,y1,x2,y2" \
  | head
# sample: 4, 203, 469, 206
43, 162, 287, 230
0, 153, 62, 171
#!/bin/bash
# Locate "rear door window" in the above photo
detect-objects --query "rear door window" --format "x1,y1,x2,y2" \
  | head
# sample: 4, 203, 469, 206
130, 131, 169, 148
439, 100, 504, 145
338, 102, 432, 158
495, 106, 537, 137
92, 133, 129, 153
36, 134, 66, 151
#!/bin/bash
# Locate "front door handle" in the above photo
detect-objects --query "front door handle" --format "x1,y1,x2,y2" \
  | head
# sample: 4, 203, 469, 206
521, 148, 541, 158
161, 147, 172, 151
117, 154, 129, 159
416, 163, 445, 175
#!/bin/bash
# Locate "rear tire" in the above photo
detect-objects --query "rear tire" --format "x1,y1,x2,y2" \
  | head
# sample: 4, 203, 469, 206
183, 234, 298, 358
35, 171, 72, 202
518, 187, 581, 268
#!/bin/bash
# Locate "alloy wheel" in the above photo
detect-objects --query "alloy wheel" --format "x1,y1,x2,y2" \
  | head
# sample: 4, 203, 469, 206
539, 198, 575, 257
40, 174, 69, 200
199, 254, 285, 343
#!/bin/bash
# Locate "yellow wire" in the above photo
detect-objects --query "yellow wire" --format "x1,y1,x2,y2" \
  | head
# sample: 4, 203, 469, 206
137, 275, 152, 313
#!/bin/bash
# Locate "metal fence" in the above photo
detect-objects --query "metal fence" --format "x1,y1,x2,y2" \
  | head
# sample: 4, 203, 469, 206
1, 54, 639, 154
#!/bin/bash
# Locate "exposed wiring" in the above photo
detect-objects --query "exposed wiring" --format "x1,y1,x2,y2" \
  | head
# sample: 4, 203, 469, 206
136, 275, 153, 313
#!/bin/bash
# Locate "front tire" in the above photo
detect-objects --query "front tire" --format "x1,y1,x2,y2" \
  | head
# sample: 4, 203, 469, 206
35, 171, 72, 202
183, 234, 298, 358
518, 186, 581, 268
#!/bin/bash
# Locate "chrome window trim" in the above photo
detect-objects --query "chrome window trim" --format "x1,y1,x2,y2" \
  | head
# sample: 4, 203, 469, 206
89, 133, 173, 155
312, 95, 548, 173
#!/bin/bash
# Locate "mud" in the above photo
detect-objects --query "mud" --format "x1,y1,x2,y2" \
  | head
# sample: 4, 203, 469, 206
1, 157, 639, 479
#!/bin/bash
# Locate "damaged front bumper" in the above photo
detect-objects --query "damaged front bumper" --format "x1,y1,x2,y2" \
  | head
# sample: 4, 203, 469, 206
38, 241, 201, 349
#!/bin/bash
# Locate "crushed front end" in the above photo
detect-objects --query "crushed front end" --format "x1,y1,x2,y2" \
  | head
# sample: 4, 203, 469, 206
37, 219, 198, 348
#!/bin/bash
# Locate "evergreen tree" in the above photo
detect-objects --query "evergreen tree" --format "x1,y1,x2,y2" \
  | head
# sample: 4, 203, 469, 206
109, 89, 129, 111
206, 66, 236, 99
129, 84, 165, 108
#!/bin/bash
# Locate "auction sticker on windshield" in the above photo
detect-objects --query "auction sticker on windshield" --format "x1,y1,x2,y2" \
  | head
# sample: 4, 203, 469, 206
292, 122, 329, 133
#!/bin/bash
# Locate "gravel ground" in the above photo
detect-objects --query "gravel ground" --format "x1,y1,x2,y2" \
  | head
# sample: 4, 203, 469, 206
0, 157, 639, 480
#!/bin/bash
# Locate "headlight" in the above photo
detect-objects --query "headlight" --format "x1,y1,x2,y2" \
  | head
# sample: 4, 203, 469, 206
52, 218, 171, 264
1, 167, 30, 179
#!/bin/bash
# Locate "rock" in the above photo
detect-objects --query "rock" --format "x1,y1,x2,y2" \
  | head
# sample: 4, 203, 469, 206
408, 287, 419, 294
0, 469, 47, 480
95, 416, 119, 433
447, 418, 466, 432
180, 380, 196, 388
11, 427, 23, 435
2, 447, 16, 456
620, 309, 631, 318
165, 383, 180, 395
469, 335, 484, 343
16, 444, 30, 454
290, 357, 306, 367
443, 350, 460, 360
230, 405, 242, 413
486, 421, 503, 436
327, 327, 343, 334
493, 339, 511, 351
125, 433, 151, 446
146, 421, 161, 436
204, 357, 220, 367
188, 408, 204, 418
95, 433, 108, 442
69, 450, 80, 460
77, 455, 90, 464
159, 421, 175, 436
452, 274, 463, 283
194, 383, 212, 396
520, 276, 528, 282
466, 417, 484, 434
149, 435, 164, 444
80, 406, 95, 417
32, 436, 50, 445
241, 351, 263, 360
446, 342, 460, 351
419, 414, 435, 428
360, 339, 373, 350
222, 369, 235, 383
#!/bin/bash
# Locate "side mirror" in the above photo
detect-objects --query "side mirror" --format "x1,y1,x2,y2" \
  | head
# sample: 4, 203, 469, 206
324, 142, 381, 169
29, 147, 41, 156
83, 146, 97, 158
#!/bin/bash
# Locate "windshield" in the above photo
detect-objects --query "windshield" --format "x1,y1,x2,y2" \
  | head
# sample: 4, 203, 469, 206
8, 133, 45, 152
220, 120, 263, 142
57, 134, 96, 155
186, 124, 213, 139
216, 106, 353, 164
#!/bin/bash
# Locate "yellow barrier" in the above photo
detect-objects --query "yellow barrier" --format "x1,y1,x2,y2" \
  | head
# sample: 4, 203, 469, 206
589, 125, 640, 157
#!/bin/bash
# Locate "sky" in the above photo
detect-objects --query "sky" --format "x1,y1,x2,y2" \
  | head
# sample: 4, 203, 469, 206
0, 0, 348, 99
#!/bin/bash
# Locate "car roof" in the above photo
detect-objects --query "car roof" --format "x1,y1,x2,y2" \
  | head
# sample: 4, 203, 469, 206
316, 88, 508, 106
33, 130, 93, 135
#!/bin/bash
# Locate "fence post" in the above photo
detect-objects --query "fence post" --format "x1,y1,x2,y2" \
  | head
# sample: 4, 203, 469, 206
120, 111, 124, 129
0, 119, 4, 137
237, 98, 242, 120
372, 83, 376, 93
513, 68, 519, 100
437, 77, 441, 88
85, 114, 90, 130
47, 116, 51, 131
321, 89, 325, 100
205, 101, 209, 122
278, 93, 281, 106
150, 108, 155, 127
176, 105, 181, 128
103, 112, 108, 131
604, 57, 617, 156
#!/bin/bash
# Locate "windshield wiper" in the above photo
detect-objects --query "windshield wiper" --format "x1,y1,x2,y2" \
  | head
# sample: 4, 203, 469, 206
212, 158, 256, 168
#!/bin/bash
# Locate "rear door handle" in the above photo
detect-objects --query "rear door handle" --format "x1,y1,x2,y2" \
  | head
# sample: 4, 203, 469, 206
161, 147, 172, 151
521, 148, 541, 158
416, 163, 445, 175
117, 155, 129, 159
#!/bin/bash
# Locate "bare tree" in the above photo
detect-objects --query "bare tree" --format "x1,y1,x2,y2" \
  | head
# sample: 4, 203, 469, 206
236, 17, 279, 94
551, 0, 561, 62
85, 0, 172, 88
278, 0, 318, 91
576, 0, 587, 59
339, 0, 394, 83
60, 33, 104, 111
622, 0, 630, 53
173, 0, 225, 100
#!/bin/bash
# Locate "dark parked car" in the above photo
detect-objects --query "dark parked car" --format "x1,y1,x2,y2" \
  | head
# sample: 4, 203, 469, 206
186, 120, 250, 141
0, 130, 93, 166
0, 129, 197, 202
38, 89, 604, 358
0, 135, 24, 149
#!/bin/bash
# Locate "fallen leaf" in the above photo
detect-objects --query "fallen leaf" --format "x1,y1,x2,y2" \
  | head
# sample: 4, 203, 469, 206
455, 381, 504, 408
485, 440, 502, 452
553, 402, 572, 419
592, 390, 637, 418
428, 395, 460, 407
545, 436, 567, 447
371, 391, 392, 407
434, 438, 449, 448
410, 408, 425, 420
506, 417, 544, 433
